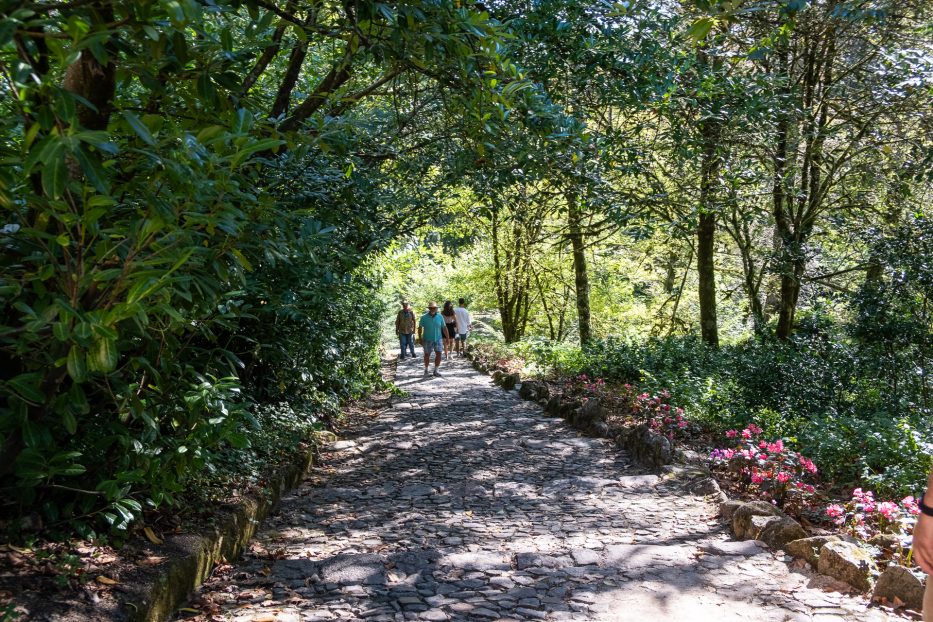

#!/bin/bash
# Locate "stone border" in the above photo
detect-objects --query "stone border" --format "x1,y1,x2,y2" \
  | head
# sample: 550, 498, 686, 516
123, 449, 317, 622
466, 347, 927, 615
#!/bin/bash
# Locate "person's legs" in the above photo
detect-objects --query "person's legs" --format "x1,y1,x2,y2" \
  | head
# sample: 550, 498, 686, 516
924, 575, 932, 622
407, 334, 416, 357
433, 349, 442, 374
399, 334, 409, 359
423, 340, 431, 374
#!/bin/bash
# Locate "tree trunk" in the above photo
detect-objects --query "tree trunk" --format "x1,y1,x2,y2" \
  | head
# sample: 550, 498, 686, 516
697, 210, 718, 347
567, 193, 592, 344
697, 116, 720, 348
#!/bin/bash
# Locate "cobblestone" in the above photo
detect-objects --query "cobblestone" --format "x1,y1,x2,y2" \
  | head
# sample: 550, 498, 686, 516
175, 356, 909, 621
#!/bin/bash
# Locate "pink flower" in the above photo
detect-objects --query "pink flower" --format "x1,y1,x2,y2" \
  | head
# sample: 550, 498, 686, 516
748, 423, 763, 435
677, 420, 688, 429
799, 456, 818, 474
766, 440, 784, 454
751, 472, 765, 485
826, 504, 846, 525
826, 504, 845, 518
902, 496, 921, 516
758, 441, 768, 449
675, 407, 684, 415
725, 430, 738, 439
741, 429, 752, 439
776, 472, 791, 484
878, 502, 900, 520
722, 449, 735, 459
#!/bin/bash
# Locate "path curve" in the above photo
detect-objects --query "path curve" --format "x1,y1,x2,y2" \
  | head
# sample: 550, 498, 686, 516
176, 355, 904, 622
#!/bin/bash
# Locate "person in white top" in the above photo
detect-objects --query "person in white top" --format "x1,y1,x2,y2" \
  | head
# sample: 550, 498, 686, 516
453, 298, 472, 356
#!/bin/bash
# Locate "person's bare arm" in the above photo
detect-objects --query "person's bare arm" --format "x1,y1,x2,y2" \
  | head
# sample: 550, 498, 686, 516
913, 470, 933, 574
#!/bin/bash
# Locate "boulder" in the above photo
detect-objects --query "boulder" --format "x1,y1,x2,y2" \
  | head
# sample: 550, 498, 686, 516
501, 373, 519, 390
868, 533, 901, 551
559, 399, 579, 418
785, 536, 840, 568
518, 380, 541, 400
593, 421, 610, 438
872, 565, 925, 610
720, 500, 744, 521
758, 516, 808, 551
619, 424, 674, 468
817, 540, 877, 591
545, 396, 562, 416
687, 477, 722, 497
731, 501, 783, 540
576, 399, 604, 425
491, 370, 504, 383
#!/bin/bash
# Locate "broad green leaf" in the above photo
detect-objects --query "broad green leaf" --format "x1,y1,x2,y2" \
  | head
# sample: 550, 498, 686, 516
61, 410, 78, 435
92, 337, 118, 372
7, 373, 44, 404
686, 17, 716, 42
41, 148, 67, 198
122, 111, 156, 146
67, 345, 87, 381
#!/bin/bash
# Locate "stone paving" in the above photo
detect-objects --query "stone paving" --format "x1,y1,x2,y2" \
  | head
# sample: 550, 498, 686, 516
176, 355, 909, 622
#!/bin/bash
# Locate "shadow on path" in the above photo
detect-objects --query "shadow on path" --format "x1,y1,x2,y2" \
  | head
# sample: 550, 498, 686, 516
174, 356, 901, 622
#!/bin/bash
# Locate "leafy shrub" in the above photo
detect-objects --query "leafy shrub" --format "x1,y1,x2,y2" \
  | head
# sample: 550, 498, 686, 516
708, 424, 818, 510
516, 333, 932, 497
826, 490, 921, 564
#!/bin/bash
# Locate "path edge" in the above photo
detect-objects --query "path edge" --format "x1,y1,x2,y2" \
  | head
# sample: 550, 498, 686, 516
125, 354, 399, 622
124, 448, 317, 622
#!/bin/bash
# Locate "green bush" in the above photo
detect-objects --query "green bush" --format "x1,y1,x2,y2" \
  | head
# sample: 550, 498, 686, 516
515, 333, 932, 497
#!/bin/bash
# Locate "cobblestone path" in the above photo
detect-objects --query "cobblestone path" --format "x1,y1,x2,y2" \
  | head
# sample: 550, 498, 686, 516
177, 356, 905, 622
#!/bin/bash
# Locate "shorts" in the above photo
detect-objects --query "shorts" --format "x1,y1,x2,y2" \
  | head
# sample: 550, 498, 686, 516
446, 324, 457, 339
456, 332, 469, 341
423, 339, 443, 353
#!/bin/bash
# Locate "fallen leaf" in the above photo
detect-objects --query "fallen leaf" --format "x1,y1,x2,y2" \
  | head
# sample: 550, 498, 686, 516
893, 596, 905, 608
96, 575, 119, 585
143, 526, 163, 545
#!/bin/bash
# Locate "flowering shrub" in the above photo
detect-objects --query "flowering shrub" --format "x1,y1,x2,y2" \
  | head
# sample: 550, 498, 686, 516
708, 424, 818, 509
609, 385, 693, 444
567, 374, 609, 403
825, 489, 920, 543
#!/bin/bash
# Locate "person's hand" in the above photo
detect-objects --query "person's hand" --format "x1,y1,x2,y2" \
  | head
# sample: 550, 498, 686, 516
913, 511, 933, 574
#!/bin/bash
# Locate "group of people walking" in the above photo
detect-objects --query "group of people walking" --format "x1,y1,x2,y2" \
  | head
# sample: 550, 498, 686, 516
395, 299, 472, 377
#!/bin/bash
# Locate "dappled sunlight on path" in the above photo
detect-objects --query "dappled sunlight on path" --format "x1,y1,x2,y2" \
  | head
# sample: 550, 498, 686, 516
175, 355, 905, 622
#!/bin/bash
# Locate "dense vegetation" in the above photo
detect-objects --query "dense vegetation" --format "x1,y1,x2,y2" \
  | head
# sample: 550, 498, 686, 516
381, 0, 933, 498
0, 0, 537, 536
2, 0, 931, 538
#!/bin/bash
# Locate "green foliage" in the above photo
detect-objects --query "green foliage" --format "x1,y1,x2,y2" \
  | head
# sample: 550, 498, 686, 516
515, 333, 932, 497
0, 0, 520, 536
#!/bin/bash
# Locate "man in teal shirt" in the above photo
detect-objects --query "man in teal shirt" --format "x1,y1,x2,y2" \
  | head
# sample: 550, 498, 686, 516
418, 301, 449, 377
